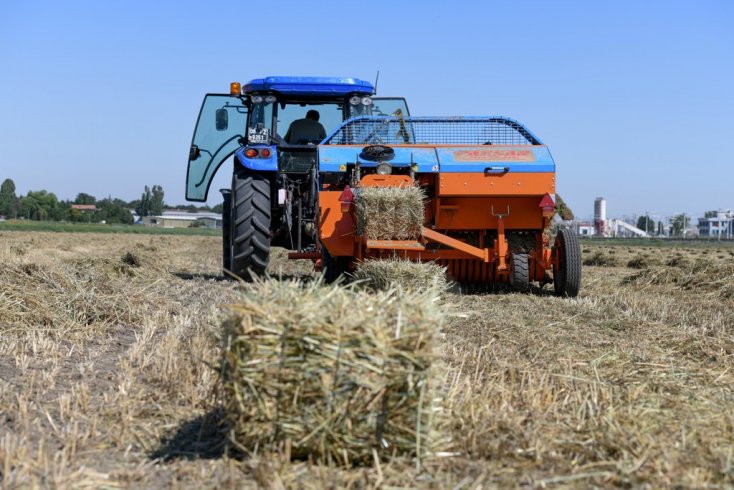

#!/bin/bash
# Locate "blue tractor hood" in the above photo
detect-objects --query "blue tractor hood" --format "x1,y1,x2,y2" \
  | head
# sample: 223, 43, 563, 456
244, 76, 375, 96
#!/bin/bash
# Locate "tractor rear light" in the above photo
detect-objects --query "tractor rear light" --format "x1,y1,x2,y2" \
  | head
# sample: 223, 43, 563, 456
230, 82, 241, 95
338, 186, 354, 212
245, 148, 259, 158
260, 148, 272, 158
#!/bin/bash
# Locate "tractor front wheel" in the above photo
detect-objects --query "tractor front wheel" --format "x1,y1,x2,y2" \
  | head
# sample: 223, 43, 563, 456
231, 169, 271, 281
509, 253, 530, 292
553, 228, 581, 297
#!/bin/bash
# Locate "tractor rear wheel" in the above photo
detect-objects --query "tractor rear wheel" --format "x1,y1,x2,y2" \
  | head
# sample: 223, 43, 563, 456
553, 228, 581, 297
231, 169, 271, 281
321, 247, 349, 283
220, 189, 232, 275
509, 253, 530, 292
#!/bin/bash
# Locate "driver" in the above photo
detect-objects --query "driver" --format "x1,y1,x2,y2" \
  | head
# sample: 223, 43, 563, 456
284, 110, 326, 144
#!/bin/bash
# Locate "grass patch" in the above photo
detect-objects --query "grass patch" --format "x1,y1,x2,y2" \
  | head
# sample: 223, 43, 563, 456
0, 219, 220, 235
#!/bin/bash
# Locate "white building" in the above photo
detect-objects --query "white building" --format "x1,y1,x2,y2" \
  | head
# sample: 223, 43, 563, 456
143, 210, 222, 229
698, 210, 733, 238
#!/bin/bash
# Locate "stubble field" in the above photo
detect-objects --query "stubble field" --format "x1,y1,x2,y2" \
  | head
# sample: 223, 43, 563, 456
1, 231, 732, 489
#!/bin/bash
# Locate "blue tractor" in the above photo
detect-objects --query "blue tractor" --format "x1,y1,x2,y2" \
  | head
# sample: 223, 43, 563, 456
186, 76, 410, 279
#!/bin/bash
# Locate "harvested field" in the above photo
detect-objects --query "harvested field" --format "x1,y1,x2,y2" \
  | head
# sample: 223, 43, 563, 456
1, 232, 733, 488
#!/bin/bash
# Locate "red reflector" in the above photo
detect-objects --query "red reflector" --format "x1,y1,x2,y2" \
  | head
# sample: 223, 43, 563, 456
338, 186, 354, 203
260, 148, 271, 158
245, 148, 258, 158
538, 193, 555, 208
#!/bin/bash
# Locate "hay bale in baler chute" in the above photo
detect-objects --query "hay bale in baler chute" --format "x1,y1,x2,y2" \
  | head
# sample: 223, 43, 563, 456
355, 185, 425, 240
220, 279, 443, 465
352, 258, 449, 293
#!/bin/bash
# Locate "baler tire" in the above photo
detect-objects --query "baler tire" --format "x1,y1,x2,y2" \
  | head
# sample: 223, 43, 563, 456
553, 228, 581, 297
321, 248, 349, 284
510, 253, 530, 292
221, 189, 232, 275
231, 169, 271, 281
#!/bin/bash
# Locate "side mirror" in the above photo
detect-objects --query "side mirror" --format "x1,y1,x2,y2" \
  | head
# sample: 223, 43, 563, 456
189, 145, 201, 161
215, 109, 229, 131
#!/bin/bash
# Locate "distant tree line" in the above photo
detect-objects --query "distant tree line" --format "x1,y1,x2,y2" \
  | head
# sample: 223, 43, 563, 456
0, 178, 221, 224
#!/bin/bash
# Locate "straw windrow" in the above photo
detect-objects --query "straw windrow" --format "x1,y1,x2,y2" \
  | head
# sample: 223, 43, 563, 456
352, 258, 449, 293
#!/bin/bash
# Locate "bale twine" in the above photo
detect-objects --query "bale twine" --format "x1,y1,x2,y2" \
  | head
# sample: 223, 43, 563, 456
220, 279, 443, 465
352, 258, 449, 293
355, 186, 425, 240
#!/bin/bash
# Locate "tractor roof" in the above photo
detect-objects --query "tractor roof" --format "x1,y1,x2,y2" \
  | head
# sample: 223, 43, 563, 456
244, 76, 375, 96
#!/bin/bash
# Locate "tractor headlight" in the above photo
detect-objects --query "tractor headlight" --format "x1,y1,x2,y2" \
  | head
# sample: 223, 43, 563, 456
265, 95, 277, 103
349, 95, 362, 105
251, 95, 263, 104
361, 96, 373, 106
376, 162, 392, 175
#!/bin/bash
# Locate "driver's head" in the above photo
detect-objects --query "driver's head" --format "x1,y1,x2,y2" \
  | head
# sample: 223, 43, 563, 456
306, 110, 320, 121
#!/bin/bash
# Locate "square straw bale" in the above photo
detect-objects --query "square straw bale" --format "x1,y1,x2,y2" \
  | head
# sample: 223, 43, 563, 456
355, 186, 425, 240
220, 279, 444, 465
352, 258, 449, 293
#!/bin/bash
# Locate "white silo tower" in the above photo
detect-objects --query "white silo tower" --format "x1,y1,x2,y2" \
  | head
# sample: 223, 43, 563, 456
594, 197, 607, 236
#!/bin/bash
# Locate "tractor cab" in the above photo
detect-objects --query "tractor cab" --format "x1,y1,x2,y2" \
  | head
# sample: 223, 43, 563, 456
186, 76, 410, 202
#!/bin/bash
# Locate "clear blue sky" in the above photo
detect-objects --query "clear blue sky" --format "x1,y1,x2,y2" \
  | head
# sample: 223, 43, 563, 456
1, 0, 732, 220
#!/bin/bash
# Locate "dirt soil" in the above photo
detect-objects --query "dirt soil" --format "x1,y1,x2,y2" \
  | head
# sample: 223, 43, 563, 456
1, 232, 732, 489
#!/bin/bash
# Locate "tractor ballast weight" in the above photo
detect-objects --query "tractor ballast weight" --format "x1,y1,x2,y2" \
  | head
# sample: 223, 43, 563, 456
315, 116, 581, 296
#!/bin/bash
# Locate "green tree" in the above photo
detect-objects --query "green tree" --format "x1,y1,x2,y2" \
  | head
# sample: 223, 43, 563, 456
150, 185, 165, 216
19, 190, 62, 220
0, 178, 18, 218
657, 221, 665, 236
704, 210, 717, 219
74, 193, 97, 205
135, 185, 165, 217
211, 203, 223, 214
135, 186, 152, 217
96, 198, 133, 224
670, 214, 689, 237
636, 215, 655, 234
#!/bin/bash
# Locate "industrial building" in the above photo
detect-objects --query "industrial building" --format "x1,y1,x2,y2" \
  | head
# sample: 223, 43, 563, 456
142, 210, 222, 229
591, 197, 648, 238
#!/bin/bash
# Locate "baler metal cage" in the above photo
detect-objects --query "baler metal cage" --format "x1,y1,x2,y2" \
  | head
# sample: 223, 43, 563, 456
322, 116, 543, 146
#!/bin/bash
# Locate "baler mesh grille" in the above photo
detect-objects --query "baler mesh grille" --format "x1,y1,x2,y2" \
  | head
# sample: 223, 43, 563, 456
323, 116, 541, 146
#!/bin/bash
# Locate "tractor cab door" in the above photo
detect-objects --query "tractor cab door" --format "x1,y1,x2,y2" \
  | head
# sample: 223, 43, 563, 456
186, 94, 248, 202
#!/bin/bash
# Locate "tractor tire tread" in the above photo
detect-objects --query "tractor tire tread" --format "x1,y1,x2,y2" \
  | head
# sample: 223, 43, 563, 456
510, 253, 530, 292
231, 169, 271, 281
554, 228, 581, 297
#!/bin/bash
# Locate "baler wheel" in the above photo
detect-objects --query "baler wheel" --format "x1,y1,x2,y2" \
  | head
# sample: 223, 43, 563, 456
220, 188, 232, 275
553, 228, 581, 297
509, 253, 530, 292
321, 248, 349, 283
231, 169, 271, 281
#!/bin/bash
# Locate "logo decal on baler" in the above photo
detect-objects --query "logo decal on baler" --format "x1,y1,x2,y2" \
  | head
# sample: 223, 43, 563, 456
453, 149, 535, 162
